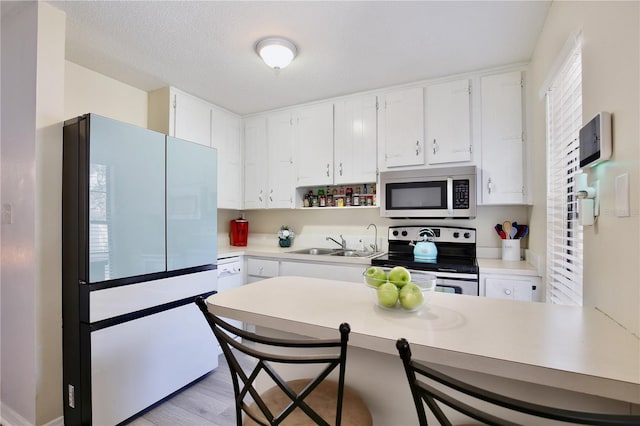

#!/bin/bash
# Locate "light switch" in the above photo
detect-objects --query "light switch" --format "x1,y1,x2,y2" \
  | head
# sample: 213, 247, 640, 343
1, 204, 11, 224
615, 173, 630, 217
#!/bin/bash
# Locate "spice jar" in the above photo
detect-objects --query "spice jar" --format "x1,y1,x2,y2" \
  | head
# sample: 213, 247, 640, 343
345, 187, 353, 206
318, 189, 326, 207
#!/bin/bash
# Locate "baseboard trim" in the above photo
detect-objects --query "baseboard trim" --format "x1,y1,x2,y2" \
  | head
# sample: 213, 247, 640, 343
0, 401, 32, 426
0, 401, 64, 426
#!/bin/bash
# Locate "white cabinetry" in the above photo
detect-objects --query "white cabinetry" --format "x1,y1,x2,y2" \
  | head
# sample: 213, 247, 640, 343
243, 113, 296, 209
334, 95, 378, 184
148, 87, 243, 209
380, 87, 425, 169
480, 71, 527, 204
244, 116, 269, 209
148, 87, 211, 147
212, 108, 243, 209
279, 260, 364, 283
426, 79, 472, 164
267, 111, 296, 208
481, 273, 540, 302
246, 258, 279, 283
295, 103, 334, 187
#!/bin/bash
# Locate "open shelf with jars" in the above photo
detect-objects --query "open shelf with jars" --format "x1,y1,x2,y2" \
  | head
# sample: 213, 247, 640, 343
295, 183, 378, 210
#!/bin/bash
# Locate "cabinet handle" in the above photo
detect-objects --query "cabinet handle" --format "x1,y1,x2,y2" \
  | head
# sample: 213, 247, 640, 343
259, 266, 264, 274
258, 190, 263, 202
339, 162, 343, 176
326, 163, 330, 177
504, 289, 512, 296
487, 178, 493, 194
432, 139, 439, 155
269, 189, 273, 202
416, 140, 422, 156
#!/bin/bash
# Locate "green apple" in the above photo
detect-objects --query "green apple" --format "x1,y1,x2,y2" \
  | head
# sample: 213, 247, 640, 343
388, 266, 412, 288
377, 282, 399, 308
399, 282, 424, 310
365, 266, 387, 287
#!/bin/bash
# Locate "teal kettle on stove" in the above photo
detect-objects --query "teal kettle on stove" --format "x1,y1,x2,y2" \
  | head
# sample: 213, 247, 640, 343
413, 228, 438, 262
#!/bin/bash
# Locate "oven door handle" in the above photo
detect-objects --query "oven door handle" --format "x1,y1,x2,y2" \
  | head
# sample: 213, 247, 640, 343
437, 268, 458, 273
447, 177, 453, 215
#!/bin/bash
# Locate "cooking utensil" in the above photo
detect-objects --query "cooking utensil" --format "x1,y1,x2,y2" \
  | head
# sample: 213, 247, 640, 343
502, 221, 512, 239
509, 227, 517, 239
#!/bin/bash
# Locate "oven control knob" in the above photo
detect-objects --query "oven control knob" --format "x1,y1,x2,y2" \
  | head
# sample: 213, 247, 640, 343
453, 232, 459, 238
464, 232, 471, 239
392, 230, 399, 237
401, 230, 408, 237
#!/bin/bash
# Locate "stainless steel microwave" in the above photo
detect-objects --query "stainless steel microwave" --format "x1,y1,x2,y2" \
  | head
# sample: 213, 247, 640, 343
379, 166, 476, 218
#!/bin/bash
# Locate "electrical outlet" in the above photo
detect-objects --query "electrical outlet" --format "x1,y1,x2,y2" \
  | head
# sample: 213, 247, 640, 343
68, 384, 75, 408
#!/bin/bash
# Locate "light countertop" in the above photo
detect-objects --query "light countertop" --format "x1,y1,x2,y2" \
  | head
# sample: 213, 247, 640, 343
206, 276, 640, 405
218, 243, 540, 275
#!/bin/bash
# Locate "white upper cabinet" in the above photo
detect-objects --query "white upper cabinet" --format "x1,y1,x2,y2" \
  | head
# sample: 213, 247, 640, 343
243, 112, 296, 210
426, 79, 472, 164
148, 87, 243, 209
334, 95, 378, 184
380, 87, 425, 169
212, 108, 243, 209
480, 71, 527, 204
172, 90, 212, 147
295, 103, 334, 187
266, 111, 296, 208
243, 116, 268, 209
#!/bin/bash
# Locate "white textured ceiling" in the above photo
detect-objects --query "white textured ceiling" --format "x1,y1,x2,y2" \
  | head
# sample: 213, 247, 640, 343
51, 1, 550, 116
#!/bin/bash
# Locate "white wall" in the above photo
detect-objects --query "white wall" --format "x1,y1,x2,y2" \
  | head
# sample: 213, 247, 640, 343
1, 3, 38, 424
65, 61, 148, 127
1, 2, 66, 425
529, 1, 640, 335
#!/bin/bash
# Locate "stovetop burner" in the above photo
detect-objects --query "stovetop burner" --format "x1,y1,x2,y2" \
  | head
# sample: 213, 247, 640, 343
371, 225, 479, 275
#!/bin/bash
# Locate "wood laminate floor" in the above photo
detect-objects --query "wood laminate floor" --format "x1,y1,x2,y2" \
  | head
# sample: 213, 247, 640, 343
125, 354, 240, 426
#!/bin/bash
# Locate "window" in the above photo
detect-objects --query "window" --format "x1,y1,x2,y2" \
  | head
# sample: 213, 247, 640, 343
545, 41, 583, 305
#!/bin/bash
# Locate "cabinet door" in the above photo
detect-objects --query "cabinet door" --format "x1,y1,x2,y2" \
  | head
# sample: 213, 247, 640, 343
244, 116, 268, 209
166, 137, 217, 270
172, 90, 212, 147
334, 95, 378, 184
426, 79, 471, 164
212, 108, 243, 209
485, 277, 533, 301
381, 87, 425, 168
89, 115, 166, 282
267, 111, 295, 208
481, 71, 525, 204
295, 103, 334, 186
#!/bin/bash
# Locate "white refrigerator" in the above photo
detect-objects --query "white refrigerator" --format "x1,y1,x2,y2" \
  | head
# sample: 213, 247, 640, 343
62, 114, 219, 425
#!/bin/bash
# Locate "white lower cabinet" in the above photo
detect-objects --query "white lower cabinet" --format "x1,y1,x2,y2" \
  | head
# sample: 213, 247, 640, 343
481, 273, 541, 302
246, 258, 280, 283
280, 260, 365, 283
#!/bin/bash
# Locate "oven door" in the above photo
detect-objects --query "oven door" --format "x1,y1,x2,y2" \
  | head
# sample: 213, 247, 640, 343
435, 277, 478, 296
416, 270, 478, 296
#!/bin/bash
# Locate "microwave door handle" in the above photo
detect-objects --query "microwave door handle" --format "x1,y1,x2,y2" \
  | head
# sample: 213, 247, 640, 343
447, 177, 453, 215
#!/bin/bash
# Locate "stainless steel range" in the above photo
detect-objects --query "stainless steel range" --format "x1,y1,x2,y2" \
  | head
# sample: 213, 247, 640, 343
371, 225, 479, 295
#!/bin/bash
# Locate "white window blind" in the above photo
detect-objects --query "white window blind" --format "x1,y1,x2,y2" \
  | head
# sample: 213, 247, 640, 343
545, 44, 583, 305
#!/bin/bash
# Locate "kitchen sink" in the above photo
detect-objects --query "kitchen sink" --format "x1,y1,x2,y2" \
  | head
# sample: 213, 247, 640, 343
289, 247, 383, 258
288, 248, 340, 255
329, 250, 372, 257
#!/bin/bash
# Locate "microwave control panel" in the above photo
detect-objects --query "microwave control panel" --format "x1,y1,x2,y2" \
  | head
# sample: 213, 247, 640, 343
453, 180, 470, 209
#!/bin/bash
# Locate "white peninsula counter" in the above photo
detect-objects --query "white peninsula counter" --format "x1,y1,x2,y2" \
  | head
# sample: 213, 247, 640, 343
205, 276, 639, 424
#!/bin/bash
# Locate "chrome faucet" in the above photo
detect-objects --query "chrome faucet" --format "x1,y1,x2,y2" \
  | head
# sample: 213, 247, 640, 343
367, 223, 378, 252
326, 235, 346, 249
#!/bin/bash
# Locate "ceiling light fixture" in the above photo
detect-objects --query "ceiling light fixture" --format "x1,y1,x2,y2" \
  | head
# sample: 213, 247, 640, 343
255, 37, 297, 70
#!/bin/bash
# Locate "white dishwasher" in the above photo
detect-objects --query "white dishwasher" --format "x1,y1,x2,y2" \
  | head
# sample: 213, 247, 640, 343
216, 256, 244, 345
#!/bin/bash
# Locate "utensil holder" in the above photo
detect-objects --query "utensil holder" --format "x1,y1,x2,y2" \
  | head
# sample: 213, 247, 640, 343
501, 239, 521, 261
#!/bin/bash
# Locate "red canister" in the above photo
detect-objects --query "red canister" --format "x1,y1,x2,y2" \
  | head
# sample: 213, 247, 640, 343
229, 218, 249, 246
